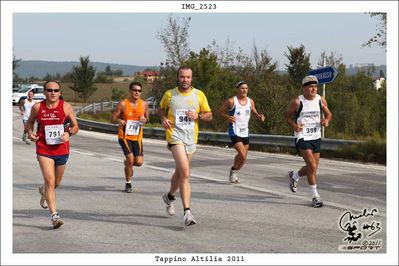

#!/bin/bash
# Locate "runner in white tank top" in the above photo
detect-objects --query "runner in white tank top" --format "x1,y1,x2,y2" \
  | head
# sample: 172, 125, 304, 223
19, 90, 37, 144
285, 75, 332, 208
219, 81, 265, 183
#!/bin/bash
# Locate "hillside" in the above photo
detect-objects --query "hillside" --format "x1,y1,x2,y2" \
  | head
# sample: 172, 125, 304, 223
15, 60, 157, 79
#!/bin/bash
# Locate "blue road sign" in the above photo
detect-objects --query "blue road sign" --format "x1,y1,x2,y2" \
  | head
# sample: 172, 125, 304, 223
309, 66, 339, 84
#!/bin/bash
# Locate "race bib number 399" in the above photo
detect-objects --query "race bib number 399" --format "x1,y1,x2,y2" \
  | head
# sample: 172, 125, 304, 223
44, 124, 64, 145
303, 122, 321, 140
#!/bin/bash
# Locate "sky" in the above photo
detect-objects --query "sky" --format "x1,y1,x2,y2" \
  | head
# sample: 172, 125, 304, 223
12, 10, 388, 70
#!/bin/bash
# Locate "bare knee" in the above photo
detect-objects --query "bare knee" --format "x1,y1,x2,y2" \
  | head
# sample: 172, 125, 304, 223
307, 160, 317, 173
239, 150, 247, 160
179, 168, 190, 181
134, 157, 144, 166
134, 160, 143, 167
125, 157, 134, 166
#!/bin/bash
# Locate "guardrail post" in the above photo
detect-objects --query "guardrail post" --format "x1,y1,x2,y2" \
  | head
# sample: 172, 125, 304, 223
101, 102, 104, 112
92, 103, 95, 114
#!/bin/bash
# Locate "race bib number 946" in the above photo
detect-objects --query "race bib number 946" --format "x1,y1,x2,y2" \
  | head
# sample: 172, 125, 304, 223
44, 124, 64, 145
175, 109, 194, 129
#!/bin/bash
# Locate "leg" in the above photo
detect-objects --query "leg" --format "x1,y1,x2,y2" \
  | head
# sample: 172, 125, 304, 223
170, 145, 193, 209
37, 156, 58, 215
299, 149, 318, 185
124, 153, 134, 182
233, 143, 249, 171
133, 156, 143, 167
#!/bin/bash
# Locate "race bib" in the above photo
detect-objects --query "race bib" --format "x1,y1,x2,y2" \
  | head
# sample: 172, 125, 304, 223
44, 124, 64, 145
303, 122, 321, 140
125, 120, 141, 136
175, 109, 194, 129
235, 123, 248, 137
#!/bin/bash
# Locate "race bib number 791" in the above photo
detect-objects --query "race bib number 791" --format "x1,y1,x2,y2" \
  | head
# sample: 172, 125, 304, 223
44, 124, 64, 145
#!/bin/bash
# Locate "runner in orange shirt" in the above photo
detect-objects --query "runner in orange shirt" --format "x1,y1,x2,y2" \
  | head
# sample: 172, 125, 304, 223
111, 81, 149, 193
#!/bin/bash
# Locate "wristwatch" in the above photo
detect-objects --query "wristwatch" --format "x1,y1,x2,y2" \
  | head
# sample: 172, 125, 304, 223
198, 112, 203, 120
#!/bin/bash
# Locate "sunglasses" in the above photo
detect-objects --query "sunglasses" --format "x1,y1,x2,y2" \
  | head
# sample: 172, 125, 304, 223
45, 89, 60, 93
130, 89, 142, 92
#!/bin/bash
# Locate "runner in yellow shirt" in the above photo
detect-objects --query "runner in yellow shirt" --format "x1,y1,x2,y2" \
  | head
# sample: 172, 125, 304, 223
159, 66, 212, 226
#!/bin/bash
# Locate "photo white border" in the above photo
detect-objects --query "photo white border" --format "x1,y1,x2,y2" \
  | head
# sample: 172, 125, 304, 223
1, 1, 397, 265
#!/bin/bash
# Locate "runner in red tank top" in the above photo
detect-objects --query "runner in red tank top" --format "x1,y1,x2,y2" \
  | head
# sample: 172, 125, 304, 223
26, 80, 79, 229
111, 81, 149, 193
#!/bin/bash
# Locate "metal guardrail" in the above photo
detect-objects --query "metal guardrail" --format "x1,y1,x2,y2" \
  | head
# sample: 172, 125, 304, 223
75, 102, 364, 151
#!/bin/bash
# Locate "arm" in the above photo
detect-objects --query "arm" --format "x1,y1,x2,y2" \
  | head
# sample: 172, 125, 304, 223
159, 106, 172, 129
60, 102, 79, 142
26, 103, 40, 142
19, 99, 25, 115
140, 100, 150, 123
284, 98, 303, 132
250, 99, 265, 122
159, 92, 172, 129
110, 101, 126, 127
320, 96, 332, 127
219, 98, 235, 123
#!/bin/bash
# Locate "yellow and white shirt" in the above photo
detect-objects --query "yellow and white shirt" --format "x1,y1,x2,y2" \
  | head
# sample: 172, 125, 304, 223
160, 87, 211, 145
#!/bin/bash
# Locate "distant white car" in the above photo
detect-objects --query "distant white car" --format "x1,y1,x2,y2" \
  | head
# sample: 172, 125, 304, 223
12, 84, 45, 105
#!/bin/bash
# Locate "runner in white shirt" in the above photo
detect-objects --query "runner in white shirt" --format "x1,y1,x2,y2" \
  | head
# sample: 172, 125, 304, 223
284, 75, 333, 208
19, 90, 37, 144
219, 81, 265, 183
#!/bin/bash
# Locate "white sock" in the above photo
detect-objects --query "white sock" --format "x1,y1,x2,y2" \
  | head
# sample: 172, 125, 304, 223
126, 180, 132, 184
293, 171, 300, 181
310, 184, 319, 198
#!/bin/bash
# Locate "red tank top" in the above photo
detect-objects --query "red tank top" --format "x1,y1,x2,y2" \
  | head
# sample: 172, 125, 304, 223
36, 100, 70, 156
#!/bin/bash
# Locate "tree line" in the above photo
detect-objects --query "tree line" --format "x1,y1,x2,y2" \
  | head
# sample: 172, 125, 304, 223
149, 16, 386, 140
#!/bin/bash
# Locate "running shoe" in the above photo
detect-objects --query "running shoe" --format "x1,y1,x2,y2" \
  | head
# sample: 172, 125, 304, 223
22, 132, 26, 142
312, 196, 324, 208
38, 185, 48, 209
51, 212, 64, 229
162, 192, 175, 216
288, 171, 298, 192
125, 182, 133, 193
184, 210, 197, 226
229, 169, 239, 183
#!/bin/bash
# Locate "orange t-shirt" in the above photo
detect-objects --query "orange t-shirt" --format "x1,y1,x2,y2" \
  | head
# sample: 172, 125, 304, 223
117, 98, 145, 141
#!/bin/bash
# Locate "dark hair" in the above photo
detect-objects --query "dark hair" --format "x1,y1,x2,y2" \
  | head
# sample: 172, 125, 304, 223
177, 66, 192, 78
129, 81, 142, 90
235, 81, 247, 88
43, 80, 61, 89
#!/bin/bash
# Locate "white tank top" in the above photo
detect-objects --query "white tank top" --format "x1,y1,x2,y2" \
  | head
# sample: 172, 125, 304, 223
229, 96, 252, 137
295, 94, 322, 141
23, 99, 36, 120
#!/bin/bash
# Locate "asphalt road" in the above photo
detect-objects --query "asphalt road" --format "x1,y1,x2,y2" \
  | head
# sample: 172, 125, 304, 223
9, 106, 388, 260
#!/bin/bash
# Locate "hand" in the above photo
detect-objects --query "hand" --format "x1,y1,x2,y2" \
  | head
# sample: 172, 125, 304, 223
321, 119, 330, 127
258, 114, 265, 122
228, 116, 236, 123
161, 117, 172, 129
28, 132, 39, 142
60, 132, 70, 143
294, 123, 304, 132
20, 111, 24, 116
185, 110, 197, 120
119, 119, 126, 127
139, 115, 147, 123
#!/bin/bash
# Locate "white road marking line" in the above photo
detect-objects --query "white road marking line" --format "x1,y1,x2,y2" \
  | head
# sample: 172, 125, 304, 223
68, 146, 386, 216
